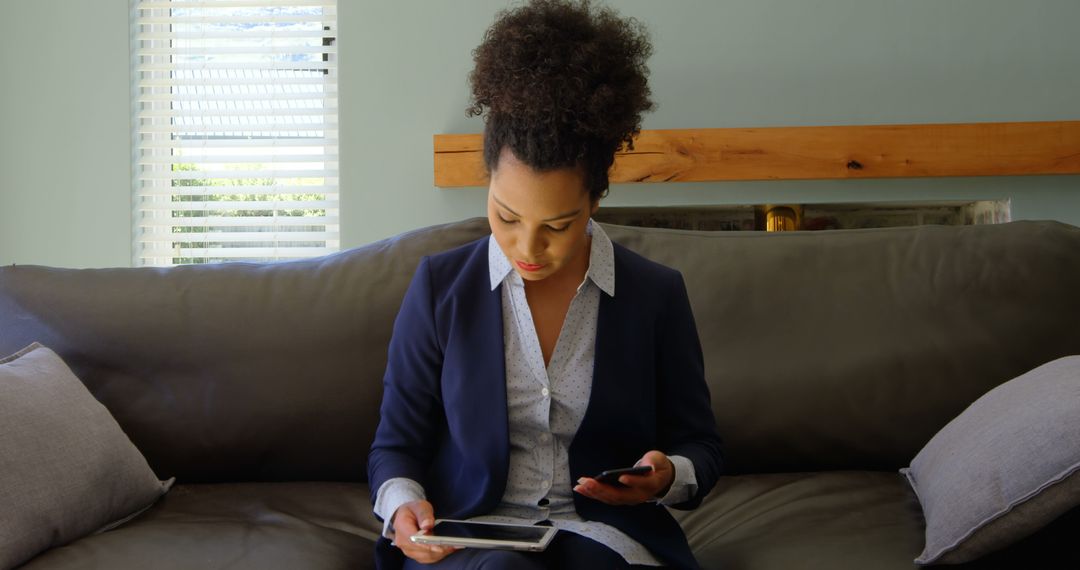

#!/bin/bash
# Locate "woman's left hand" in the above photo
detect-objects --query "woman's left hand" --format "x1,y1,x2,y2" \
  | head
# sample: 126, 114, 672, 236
573, 450, 675, 506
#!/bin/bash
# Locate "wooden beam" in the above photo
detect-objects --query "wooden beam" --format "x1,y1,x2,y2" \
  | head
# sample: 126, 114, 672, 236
433, 120, 1080, 188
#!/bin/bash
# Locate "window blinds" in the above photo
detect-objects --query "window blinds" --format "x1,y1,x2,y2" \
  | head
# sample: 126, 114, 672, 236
132, 0, 338, 266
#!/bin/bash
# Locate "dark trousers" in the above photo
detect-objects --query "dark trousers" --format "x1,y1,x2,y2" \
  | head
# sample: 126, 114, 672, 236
401, 530, 660, 569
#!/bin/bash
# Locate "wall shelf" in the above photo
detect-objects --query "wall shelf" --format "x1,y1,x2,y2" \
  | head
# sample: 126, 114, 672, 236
434, 120, 1080, 188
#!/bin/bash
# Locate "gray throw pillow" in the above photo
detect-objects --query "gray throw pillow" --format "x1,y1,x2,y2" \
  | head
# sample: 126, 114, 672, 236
0, 342, 174, 569
901, 355, 1080, 565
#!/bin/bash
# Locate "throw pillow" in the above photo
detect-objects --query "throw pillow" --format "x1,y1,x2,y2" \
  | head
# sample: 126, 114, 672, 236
0, 342, 174, 569
901, 354, 1080, 565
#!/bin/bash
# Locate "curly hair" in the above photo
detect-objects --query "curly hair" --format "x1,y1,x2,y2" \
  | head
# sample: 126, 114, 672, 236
467, 0, 654, 200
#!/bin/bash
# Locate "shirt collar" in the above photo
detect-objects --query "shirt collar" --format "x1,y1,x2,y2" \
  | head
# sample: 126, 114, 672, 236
487, 218, 616, 297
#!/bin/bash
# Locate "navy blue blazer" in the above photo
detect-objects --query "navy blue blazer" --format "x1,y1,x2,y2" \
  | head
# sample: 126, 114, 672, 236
368, 236, 724, 569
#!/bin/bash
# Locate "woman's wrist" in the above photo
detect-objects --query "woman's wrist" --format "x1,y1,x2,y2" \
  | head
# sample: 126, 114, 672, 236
654, 455, 676, 498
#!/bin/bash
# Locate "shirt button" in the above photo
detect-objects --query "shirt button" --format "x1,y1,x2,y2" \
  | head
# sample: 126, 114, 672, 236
541, 479, 550, 488
541, 388, 550, 397
539, 433, 550, 442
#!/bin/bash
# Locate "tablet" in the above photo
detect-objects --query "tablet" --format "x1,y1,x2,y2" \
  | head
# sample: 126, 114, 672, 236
410, 519, 556, 551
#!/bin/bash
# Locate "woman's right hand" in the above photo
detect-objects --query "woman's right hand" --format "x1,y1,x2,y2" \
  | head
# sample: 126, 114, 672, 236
391, 500, 459, 564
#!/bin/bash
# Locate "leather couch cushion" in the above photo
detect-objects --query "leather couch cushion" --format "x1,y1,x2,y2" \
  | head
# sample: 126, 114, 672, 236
674, 471, 1080, 570
0, 219, 491, 483
19, 482, 381, 570
604, 221, 1080, 473
19, 474, 1080, 569
675, 471, 925, 569
3, 219, 1079, 479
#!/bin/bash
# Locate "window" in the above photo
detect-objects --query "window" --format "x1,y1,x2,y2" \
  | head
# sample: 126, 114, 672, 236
132, 0, 338, 266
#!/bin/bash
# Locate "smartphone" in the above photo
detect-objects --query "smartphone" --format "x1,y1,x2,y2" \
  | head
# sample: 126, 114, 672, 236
592, 465, 653, 486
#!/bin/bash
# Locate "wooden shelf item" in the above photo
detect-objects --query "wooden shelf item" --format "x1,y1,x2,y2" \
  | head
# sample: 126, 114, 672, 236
433, 120, 1080, 188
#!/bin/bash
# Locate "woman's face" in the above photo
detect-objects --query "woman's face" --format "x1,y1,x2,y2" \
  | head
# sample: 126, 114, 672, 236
487, 149, 598, 282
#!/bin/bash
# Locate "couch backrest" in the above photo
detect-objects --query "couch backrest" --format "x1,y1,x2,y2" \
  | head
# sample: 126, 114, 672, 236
2, 219, 1079, 480
0, 219, 488, 483
605, 220, 1080, 473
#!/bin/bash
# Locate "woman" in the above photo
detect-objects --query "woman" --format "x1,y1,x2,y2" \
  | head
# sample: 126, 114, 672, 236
368, 2, 723, 568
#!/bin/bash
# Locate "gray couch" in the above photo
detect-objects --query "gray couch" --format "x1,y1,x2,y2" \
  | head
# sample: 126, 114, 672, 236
2, 218, 1079, 569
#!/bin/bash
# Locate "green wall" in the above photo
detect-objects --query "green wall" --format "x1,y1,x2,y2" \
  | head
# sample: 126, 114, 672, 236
2, 0, 1078, 268
0, 0, 132, 268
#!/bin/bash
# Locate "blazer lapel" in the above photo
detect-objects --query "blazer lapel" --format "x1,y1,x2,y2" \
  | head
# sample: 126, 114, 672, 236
572, 275, 627, 477
469, 273, 510, 506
